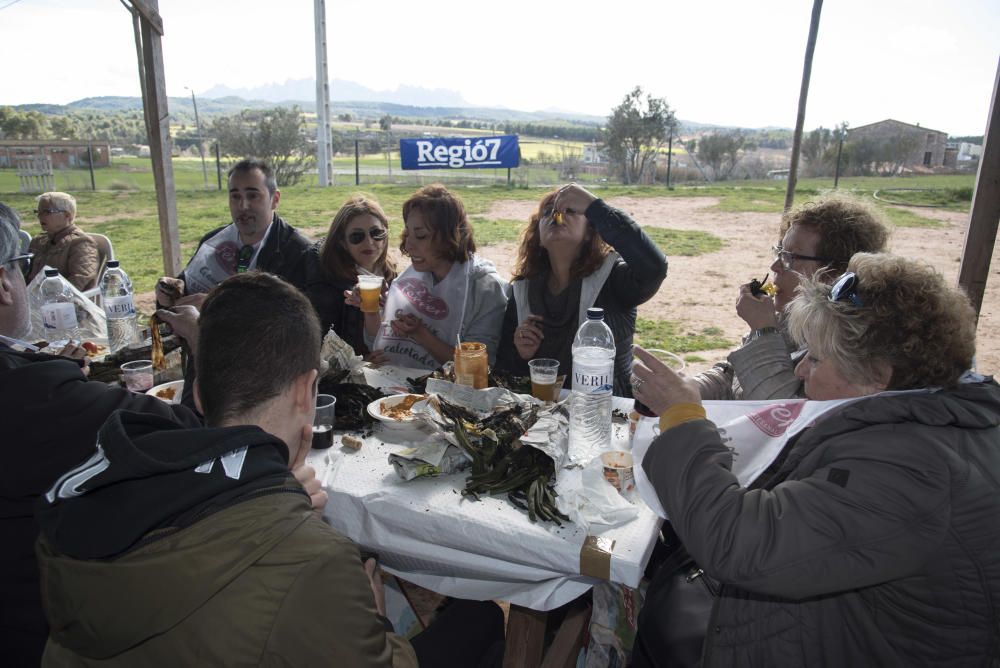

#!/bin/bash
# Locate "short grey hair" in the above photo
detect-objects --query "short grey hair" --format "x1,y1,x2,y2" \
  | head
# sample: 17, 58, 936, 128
0, 202, 23, 265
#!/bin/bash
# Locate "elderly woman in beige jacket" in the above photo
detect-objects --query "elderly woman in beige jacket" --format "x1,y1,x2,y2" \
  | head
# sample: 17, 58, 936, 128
27, 192, 99, 291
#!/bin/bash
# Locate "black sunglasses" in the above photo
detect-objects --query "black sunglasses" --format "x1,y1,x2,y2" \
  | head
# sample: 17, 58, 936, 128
347, 227, 388, 245
829, 272, 863, 306
4, 252, 33, 275
236, 245, 254, 273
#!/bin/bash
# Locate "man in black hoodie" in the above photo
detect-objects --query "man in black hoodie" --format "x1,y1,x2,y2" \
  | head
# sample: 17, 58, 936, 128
36, 272, 504, 666
0, 202, 202, 666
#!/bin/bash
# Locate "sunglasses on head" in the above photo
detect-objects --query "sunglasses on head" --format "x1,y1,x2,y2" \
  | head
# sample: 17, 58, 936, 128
347, 227, 388, 245
829, 271, 863, 307
4, 252, 33, 276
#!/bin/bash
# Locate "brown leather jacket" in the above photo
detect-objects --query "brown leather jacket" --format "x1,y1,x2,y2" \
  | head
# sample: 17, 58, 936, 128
27, 224, 100, 291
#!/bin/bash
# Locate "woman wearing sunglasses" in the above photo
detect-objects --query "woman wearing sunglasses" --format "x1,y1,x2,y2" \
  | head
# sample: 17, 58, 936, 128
494, 184, 667, 397
630, 253, 1000, 666
695, 194, 888, 400
304, 195, 396, 357
26, 192, 100, 291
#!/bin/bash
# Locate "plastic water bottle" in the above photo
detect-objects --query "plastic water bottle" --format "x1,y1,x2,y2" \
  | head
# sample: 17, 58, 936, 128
568, 307, 616, 464
100, 260, 137, 353
40, 268, 80, 342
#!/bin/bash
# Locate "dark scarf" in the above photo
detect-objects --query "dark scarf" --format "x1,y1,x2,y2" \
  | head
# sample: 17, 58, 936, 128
527, 272, 582, 374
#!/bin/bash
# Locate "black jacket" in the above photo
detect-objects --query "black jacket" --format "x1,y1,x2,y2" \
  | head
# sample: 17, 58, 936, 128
495, 199, 668, 397
303, 242, 372, 355
0, 346, 201, 666
178, 213, 311, 293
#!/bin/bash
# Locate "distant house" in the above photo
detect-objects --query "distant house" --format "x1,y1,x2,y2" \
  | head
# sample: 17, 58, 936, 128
846, 119, 948, 169
0, 140, 112, 169
582, 143, 608, 164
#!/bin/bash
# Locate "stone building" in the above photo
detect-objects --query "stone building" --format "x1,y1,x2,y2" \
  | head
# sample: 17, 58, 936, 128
846, 119, 948, 168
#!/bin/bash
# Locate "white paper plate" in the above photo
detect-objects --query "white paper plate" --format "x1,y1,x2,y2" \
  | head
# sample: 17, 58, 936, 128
146, 380, 183, 404
367, 394, 424, 429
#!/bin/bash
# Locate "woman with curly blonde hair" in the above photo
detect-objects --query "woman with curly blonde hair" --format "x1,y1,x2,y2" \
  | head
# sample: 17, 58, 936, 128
630, 253, 1000, 666
495, 184, 667, 397
304, 195, 397, 357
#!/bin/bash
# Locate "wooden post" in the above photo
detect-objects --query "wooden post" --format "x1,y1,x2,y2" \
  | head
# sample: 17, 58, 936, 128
215, 142, 222, 190
957, 57, 1000, 319
784, 0, 824, 212
833, 132, 844, 188
87, 143, 97, 191
355, 139, 360, 186
666, 131, 674, 188
128, 0, 181, 276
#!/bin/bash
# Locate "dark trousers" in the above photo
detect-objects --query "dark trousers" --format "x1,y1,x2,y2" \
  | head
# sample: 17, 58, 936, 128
411, 599, 505, 668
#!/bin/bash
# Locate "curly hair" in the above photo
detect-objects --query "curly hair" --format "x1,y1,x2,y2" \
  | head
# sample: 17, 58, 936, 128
779, 194, 889, 277
787, 253, 976, 390
318, 195, 397, 284
400, 184, 476, 263
510, 190, 610, 281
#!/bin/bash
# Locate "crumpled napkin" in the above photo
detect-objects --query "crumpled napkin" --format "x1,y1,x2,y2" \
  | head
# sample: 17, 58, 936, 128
554, 458, 639, 532
320, 328, 367, 384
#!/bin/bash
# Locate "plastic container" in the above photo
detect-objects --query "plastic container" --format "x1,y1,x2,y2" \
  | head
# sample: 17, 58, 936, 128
40, 268, 80, 341
100, 260, 137, 353
568, 307, 615, 463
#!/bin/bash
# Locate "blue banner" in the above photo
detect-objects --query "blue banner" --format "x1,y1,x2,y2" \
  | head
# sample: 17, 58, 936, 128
399, 135, 520, 170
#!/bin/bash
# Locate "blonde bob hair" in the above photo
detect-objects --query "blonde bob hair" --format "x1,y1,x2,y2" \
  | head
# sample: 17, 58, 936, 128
787, 253, 976, 390
37, 192, 77, 221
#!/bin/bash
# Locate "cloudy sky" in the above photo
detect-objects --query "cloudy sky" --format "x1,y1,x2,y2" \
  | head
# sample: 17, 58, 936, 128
2, 0, 998, 135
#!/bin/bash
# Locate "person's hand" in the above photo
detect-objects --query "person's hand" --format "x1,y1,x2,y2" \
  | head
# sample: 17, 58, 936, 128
175, 293, 206, 309
344, 287, 362, 310
735, 282, 778, 330
290, 424, 328, 513
631, 345, 702, 416
552, 183, 598, 218
364, 557, 387, 618
390, 313, 425, 339
155, 277, 185, 307
364, 350, 390, 366
156, 306, 200, 354
514, 314, 544, 361
53, 341, 90, 377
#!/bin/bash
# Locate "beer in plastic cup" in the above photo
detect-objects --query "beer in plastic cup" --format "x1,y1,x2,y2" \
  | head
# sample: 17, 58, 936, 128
358, 275, 382, 314
528, 358, 560, 402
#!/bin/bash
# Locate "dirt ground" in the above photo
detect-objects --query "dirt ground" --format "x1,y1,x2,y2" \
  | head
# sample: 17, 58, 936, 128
483, 196, 1000, 377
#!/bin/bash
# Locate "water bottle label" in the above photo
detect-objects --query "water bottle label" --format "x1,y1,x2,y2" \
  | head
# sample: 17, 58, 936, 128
573, 369, 613, 394
104, 295, 135, 319
41, 302, 78, 331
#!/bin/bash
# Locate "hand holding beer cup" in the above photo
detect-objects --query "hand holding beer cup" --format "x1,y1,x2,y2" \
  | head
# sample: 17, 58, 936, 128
357, 275, 384, 314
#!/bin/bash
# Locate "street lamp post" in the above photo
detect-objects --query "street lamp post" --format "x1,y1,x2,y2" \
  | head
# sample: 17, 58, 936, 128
186, 86, 209, 189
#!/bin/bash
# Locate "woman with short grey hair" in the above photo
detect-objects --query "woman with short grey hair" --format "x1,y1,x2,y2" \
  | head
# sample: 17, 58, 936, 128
631, 253, 1000, 666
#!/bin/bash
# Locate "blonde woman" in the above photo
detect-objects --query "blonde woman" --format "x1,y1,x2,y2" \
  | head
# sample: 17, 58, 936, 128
27, 192, 99, 290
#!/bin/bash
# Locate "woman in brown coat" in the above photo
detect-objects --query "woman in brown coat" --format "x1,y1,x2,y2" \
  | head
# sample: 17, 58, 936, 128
27, 192, 99, 291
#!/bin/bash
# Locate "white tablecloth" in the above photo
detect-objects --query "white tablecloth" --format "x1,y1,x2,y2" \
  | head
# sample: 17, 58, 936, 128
307, 374, 662, 611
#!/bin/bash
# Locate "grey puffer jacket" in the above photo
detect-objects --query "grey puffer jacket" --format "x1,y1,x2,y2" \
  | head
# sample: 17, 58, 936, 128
696, 327, 805, 400
643, 378, 1000, 666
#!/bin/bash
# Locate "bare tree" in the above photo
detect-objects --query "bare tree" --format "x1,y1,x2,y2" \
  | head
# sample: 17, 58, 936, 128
696, 130, 754, 180
605, 87, 677, 184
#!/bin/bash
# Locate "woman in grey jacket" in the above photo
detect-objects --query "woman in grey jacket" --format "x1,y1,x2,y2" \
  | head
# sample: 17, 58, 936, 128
494, 184, 667, 397
631, 253, 1000, 666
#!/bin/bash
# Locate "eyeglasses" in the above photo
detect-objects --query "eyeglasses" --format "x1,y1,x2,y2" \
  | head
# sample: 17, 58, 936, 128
347, 227, 388, 245
772, 245, 829, 271
236, 245, 254, 273
3, 252, 33, 275
829, 271, 863, 307
33, 208, 64, 216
